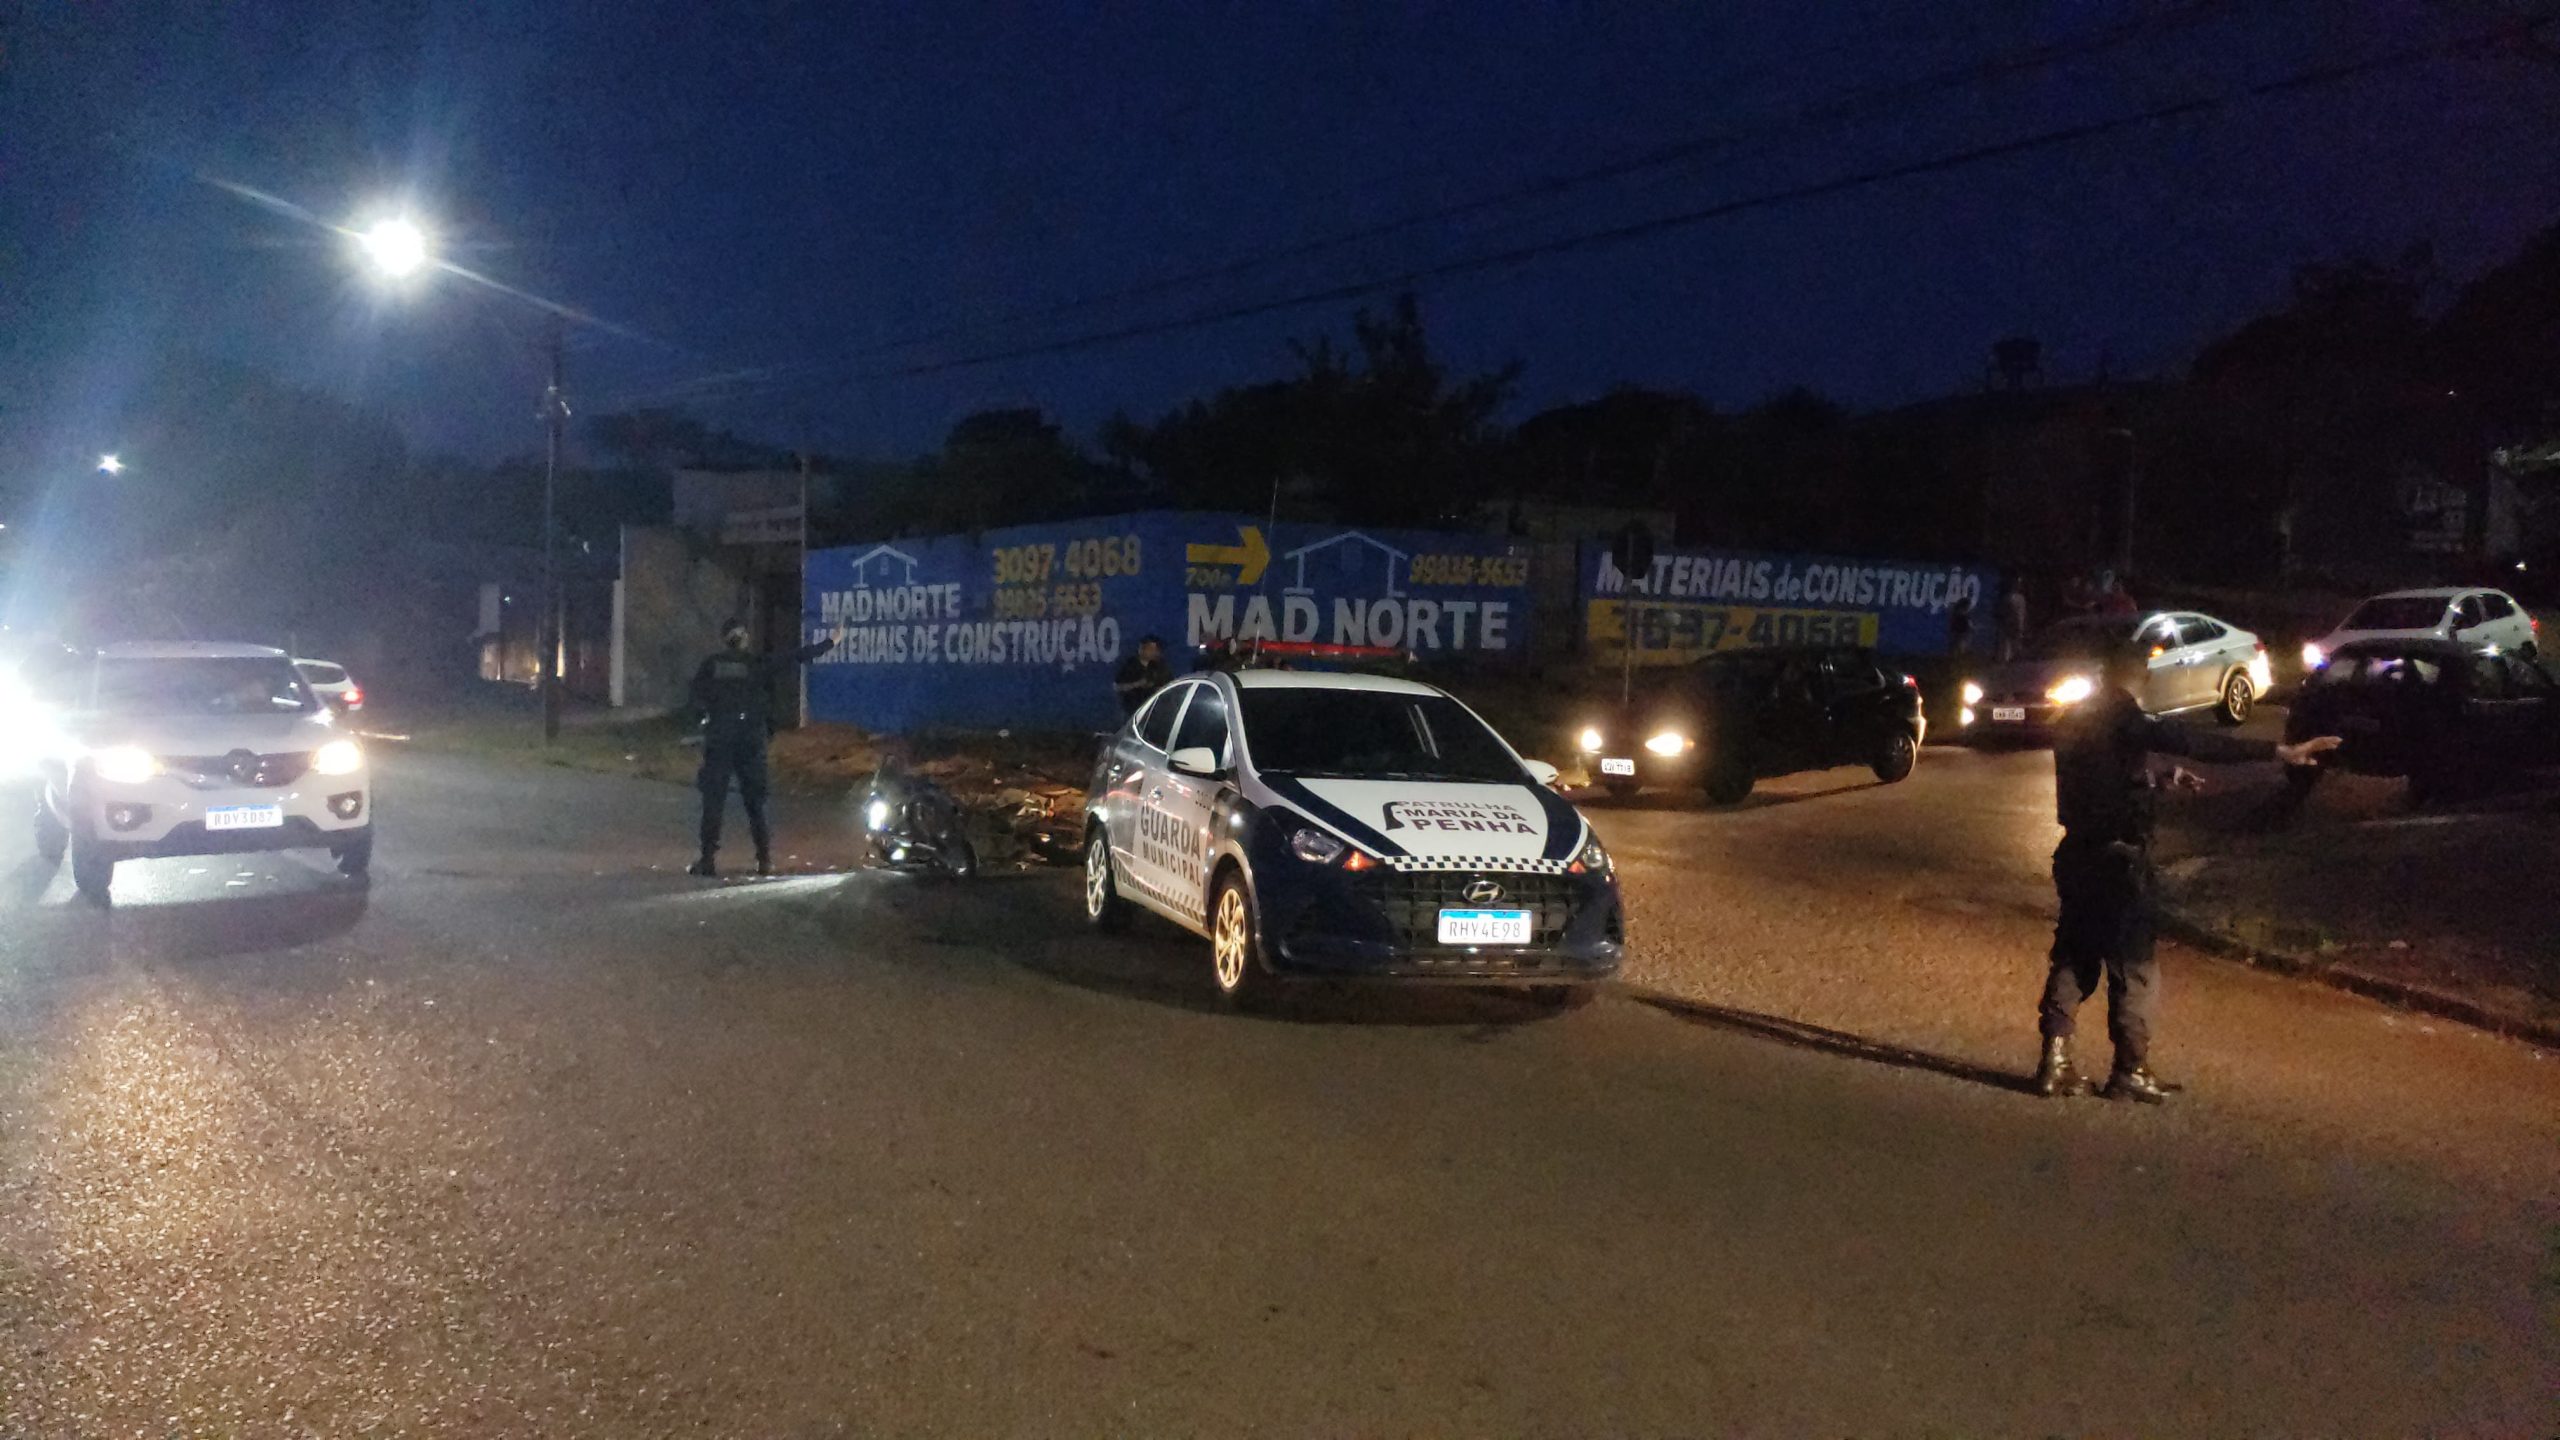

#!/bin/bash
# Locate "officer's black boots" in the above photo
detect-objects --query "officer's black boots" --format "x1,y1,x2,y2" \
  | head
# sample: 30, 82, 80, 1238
687, 855, 717, 878
2032, 1036, 2091, 1098
755, 854, 773, 877
2102, 1064, 2172, 1104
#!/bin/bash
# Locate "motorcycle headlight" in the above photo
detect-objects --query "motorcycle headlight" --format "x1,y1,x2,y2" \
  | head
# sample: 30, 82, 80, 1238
1961, 681, 1984, 707
311, 739, 364, 776
90, 746, 159, 785
2046, 675, 2096, 707
865, 798, 893, 831
1289, 826, 1346, 865
1577, 726, 1605, 753
1644, 730, 1688, 757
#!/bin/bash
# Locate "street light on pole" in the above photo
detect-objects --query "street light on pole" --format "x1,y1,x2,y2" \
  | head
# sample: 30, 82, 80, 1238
96, 454, 124, 476
351, 208, 569, 741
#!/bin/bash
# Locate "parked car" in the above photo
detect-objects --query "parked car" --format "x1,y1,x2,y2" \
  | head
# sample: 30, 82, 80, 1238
2284, 638, 2560, 803
1083, 669, 1622, 1007
1573, 646, 1926, 804
2302, 587, 2538, 671
29, 643, 374, 902
294, 658, 364, 713
1961, 611, 2272, 738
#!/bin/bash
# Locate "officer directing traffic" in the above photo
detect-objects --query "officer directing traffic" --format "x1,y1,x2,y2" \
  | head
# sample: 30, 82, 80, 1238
2033, 641, 2339, 1102
687, 616, 841, 878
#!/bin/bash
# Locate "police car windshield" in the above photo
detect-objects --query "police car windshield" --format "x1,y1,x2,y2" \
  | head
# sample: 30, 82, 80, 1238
1240, 689, 1524, 783
93, 657, 318, 716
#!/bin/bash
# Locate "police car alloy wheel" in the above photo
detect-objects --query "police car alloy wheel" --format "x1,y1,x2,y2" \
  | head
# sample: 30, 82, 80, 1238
1210, 874, 1265, 1003
1083, 827, 1128, 931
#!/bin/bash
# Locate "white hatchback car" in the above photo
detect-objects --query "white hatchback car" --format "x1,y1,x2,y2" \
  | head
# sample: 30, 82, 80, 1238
27, 643, 374, 902
2304, 587, 2539, 671
294, 657, 365, 714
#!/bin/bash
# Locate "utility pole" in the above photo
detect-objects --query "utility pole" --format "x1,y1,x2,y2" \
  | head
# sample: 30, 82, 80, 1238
2107, 425, 2139, 578
797, 447, 812, 729
541, 313, 568, 742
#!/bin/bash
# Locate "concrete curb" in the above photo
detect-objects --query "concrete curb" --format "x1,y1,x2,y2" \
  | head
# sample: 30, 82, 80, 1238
2156, 906, 2560, 1053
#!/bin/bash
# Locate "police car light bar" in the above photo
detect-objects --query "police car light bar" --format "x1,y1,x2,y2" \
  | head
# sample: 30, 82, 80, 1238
1236, 640, 1411, 667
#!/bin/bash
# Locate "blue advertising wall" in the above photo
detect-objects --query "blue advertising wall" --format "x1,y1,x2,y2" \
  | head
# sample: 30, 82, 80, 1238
1583, 544, 1996, 664
804, 511, 1537, 733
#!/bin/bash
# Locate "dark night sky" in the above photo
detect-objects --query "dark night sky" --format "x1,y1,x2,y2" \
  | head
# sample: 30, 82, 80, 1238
5, 1, 2557, 473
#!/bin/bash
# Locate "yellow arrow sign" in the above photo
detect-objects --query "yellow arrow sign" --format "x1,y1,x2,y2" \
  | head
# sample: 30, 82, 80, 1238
1186, 525, 1269, 586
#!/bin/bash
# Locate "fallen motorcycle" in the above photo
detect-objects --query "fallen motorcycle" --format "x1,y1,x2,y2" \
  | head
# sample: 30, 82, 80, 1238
859, 759, 977, 878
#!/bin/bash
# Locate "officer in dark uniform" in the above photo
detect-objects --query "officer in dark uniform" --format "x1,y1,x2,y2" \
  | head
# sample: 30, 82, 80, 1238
2035, 642, 2338, 1102
687, 617, 841, 878
1113, 634, 1174, 716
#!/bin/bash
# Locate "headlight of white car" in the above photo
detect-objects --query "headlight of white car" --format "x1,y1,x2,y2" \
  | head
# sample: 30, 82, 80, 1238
2046, 675, 2097, 706
90, 745, 161, 785
311, 739, 365, 776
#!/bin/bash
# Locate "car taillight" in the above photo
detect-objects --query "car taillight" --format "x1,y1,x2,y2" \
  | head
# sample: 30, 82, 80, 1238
1900, 674, 1919, 690
345, 685, 364, 707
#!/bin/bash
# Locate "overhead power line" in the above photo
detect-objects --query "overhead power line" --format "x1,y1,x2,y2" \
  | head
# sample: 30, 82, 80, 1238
628, 0, 2246, 407
822, 9, 2555, 389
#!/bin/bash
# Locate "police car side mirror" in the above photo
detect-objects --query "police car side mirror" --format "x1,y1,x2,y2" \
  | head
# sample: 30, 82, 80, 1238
1522, 759, 1562, 788
1168, 746, 1224, 779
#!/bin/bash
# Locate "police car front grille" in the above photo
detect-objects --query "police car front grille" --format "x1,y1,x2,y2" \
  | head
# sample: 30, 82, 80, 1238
1348, 871, 1578, 951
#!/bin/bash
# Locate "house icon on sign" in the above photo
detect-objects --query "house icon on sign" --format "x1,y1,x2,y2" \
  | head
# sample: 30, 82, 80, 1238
844, 543, 920, 587
1282, 532, 1409, 598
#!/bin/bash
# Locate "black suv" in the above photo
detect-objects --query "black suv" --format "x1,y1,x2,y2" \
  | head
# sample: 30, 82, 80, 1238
1572, 646, 1927, 804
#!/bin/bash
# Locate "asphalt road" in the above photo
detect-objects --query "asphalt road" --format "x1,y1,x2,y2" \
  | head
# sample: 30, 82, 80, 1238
0, 741, 2552, 1436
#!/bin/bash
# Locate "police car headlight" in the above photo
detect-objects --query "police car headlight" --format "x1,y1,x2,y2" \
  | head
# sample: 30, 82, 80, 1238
2046, 675, 2096, 706
865, 799, 893, 831
1577, 726, 1604, 753
1289, 827, 1346, 865
2301, 642, 2326, 671
1576, 836, 1611, 876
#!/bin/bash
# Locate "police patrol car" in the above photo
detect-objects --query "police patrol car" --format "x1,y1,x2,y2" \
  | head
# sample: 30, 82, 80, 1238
1082, 668, 1624, 1004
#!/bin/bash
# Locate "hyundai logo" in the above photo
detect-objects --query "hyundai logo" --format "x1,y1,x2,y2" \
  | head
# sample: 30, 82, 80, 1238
1462, 879, 1504, 904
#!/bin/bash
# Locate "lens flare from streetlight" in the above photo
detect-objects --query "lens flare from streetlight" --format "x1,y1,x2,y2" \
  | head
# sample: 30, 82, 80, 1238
358, 217, 430, 279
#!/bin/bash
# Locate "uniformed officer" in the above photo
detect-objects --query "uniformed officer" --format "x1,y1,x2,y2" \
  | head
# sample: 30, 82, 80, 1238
1113, 634, 1173, 716
686, 617, 841, 878
2035, 642, 2339, 1102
